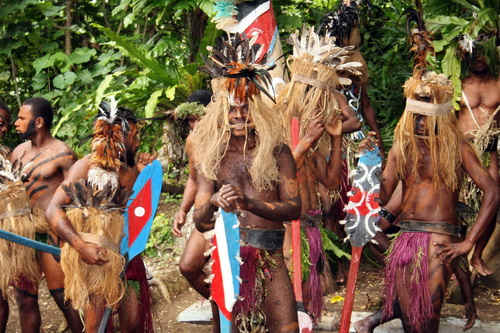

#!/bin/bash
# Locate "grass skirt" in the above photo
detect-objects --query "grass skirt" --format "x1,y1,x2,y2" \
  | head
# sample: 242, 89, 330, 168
383, 232, 432, 330
61, 207, 125, 311
0, 182, 40, 296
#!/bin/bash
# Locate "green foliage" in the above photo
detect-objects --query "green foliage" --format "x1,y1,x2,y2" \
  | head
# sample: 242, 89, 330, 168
426, 0, 499, 107
320, 227, 351, 261
145, 213, 175, 257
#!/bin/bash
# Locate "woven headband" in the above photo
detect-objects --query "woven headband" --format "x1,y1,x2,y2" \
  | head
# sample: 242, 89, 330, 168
405, 98, 452, 116
291, 74, 339, 92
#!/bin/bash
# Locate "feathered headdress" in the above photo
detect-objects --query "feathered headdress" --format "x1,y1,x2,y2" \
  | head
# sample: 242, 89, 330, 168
278, 26, 362, 151
90, 97, 127, 172
203, 33, 276, 104
192, 33, 284, 192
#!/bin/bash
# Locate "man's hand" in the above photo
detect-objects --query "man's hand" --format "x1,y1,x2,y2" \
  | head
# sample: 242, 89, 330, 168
136, 152, 158, 172
325, 113, 342, 137
76, 242, 109, 265
304, 117, 324, 143
210, 184, 246, 212
173, 209, 187, 237
434, 239, 474, 263
358, 131, 378, 152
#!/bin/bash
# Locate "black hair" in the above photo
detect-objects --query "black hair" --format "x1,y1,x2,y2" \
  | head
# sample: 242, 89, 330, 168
0, 100, 10, 123
117, 107, 137, 124
187, 90, 212, 107
22, 97, 53, 129
318, 3, 359, 47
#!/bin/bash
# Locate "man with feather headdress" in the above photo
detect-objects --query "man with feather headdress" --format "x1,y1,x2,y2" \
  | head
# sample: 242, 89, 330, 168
353, 25, 499, 333
192, 34, 301, 332
276, 25, 362, 322
8, 97, 83, 333
46, 100, 154, 333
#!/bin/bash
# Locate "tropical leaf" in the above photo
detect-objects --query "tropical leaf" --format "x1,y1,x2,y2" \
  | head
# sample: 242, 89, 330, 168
96, 24, 179, 86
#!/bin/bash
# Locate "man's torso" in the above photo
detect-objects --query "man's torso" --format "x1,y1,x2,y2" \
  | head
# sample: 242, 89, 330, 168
458, 75, 500, 140
399, 144, 460, 225
217, 147, 282, 230
13, 140, 74, 211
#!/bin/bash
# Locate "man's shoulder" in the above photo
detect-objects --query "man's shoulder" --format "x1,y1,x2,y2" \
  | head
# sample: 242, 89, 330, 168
11, 141, 31, 159
50, 138, 74, 154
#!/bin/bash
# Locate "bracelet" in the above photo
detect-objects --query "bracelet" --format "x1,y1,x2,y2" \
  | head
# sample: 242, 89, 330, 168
379, 208, 396, 224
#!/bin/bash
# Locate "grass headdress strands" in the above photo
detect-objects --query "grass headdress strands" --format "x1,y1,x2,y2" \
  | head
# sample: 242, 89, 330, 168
394, 7, 461, 192
279, 26, 363, 152
193, 33, 283, 192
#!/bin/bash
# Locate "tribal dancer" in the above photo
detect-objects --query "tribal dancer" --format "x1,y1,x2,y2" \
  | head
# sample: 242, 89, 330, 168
353, 25, 498, 333
46, 100, 154, 333
192, 34, 301, 332
278, 26, 361, 321
318, 1, 387, 280
9, 97, 83, 333
456, 36, 500, 276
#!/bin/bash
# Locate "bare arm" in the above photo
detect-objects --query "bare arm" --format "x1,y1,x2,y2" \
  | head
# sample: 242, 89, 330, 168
292, 118, 324, 170
314, 115, 343, 188
379, 143, 400, 205
461, 142, 498, 245
360, 86, 385, 157
46, 156, 107, 265
173, 137, 198, 236
193, 172, 217, 233
338, 91, 361, 133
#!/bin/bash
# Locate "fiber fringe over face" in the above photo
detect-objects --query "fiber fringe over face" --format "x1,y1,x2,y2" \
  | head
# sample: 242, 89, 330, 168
61, 207, 125, 311
0, 182, 40, 296
394, 72, 462, 191
192, 93, 282, 192
278, 26, 362, 154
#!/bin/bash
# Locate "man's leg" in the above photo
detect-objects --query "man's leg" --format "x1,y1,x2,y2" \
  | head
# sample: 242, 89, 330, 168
40, 251, 83, 332
451, 257, 477, 330
353, 301, 404, 333
471, 151, 498, 276
179, 229, 211, 299
179, 229, 220, 332
119, 286, 142, 333
14, 281, 40, 333
397, 233, 452, 333
0, 294, 8, 333
263, 251, 298, 333
84, 295, 106, 333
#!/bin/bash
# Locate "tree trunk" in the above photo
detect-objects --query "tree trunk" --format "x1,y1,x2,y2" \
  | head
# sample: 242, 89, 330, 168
65, 0, 73, 55
188, 8, 208, 63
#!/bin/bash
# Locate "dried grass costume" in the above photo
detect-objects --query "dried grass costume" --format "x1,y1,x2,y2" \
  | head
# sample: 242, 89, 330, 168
60, 99, 153, 332
0, 149, 42, 295
192, 33, 285, 331
382, 22, 462, 329
277, 26, 362, 321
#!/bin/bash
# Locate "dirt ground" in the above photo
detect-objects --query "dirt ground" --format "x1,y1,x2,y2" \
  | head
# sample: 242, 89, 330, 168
3, 201, 500, 332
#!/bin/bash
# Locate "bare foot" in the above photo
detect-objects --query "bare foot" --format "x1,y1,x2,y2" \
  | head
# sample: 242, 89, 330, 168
463, 302, 477, 331
353, 319, 373, 333
471, 256, 493, 276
